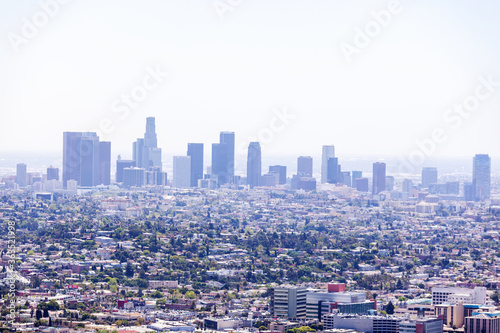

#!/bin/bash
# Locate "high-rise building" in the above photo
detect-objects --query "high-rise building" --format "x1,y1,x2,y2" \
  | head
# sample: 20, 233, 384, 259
321, 145, 335, 183
16, 163, 27, 187
354, 178, 369, 192
173, 156, 191, 188
187, 143, 204, 187
99, 141, 111, 185
46, 166, 59, 181
327, 157, 339, 184
132, 117, 163, 183
422, 167, 438, 188
473, 154, 491, 201
297, 156, 313, 177
386, 175, 395, 191
63, 132, 111, 188
352, 171, 362, 185
246, 142, 262, 189
79, 134, 100, 187
269, 165, 287, 185
372, 162, 386, 195
116, 158, 135, 183
341, 171, 351, 187
211, 132, 235, 186
270, 286, 307, 319
220, 131, 235, 178
123, 167, 145, 188
464, 182, 474, 201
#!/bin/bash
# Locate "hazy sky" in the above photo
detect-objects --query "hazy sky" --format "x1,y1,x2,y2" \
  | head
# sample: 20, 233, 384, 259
1, 0, 500, 165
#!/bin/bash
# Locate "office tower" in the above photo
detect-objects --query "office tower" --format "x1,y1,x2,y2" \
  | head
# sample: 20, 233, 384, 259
46, 166, 59, 181
116, 158, 135, 183
261, 173, 279, 187
79, 134, 100, 187
63, 132, 82, 188
173, 156, 191, 188
99, 141, 111, 185
354, 178, 369, 192
146, 167, 166, 186
386, 175, 394, 191
473, 154, 491, 201
132, 117, 163, 183
123, 167, 145, 188
246, 142, 262, 189
297, 156, 313, 177
211, 131, 235, 186
327, 157, 338, 184
402, 179, 413, 193
321, 145, 335, 183
16, 163, 27, 187
464, 182, 474, 202
341, 171, 351, 187
372, 162, 386, 194
187, 143, 204, 187
63, 132, 111, 188
220, 131, 235, 178
352, 171, 362, 184
269, 165, 287, 185
422, 167, 438, 188
270, 286, 307, 319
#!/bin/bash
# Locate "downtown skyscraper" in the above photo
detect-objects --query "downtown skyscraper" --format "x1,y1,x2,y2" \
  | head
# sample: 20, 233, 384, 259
131, 117, 165, 186
473, 154, 491, 201
321, 145, 335, 183
187, 143, 204, 187
211, 131, 235, 186
247, 142, 262, 189
372, 162, 386, 195
62, 132, 111, 188
133, 117, 162, 171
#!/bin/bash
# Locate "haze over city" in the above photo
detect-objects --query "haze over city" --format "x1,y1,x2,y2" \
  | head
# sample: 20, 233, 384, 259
1, 0, 500, 161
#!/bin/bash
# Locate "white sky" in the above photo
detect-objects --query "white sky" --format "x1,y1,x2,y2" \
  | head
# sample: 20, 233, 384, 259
1, 0, 500, 164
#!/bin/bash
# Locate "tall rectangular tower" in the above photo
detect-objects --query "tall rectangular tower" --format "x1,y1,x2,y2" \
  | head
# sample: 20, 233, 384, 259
321, 145, 335, 183
247, 142, 262, 189
16, 163, 27, 187
187, 143, 204, 187
372, 162, 386, 195
297, 156, 313, 177
473, 154, 491, 201
173, 156, 191, 188
422, 167, 438, 188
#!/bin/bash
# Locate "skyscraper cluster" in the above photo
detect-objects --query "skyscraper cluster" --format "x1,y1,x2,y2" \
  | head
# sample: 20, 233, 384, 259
62, 132, 111, 188
57, 117, 493, 202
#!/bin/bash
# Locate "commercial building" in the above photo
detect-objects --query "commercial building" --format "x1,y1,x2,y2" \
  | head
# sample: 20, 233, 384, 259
323, 314, 401, 333
269, 165, 287, 185
321, 145, 335, 183
247, 142, 262, 189
464, 312, 500, 333
432, 286, 487, 306
399, 318, 443, 333
16, 163, 27, 187
372, 162, 386, 195
472, 154, 491, 201
422, 167, 438, 188
173, 156, 191, 188
297, 156, 313, 177
270, 287, 307, 319
62, 132, 111, 188
187, 143, 204, 187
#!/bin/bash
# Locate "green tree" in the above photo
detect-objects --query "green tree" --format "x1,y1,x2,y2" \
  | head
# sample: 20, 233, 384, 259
386, 301, 395, 314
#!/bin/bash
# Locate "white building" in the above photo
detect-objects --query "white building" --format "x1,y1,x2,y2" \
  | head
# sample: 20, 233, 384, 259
173, 156, 191, 188
432, 286, 487, 305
